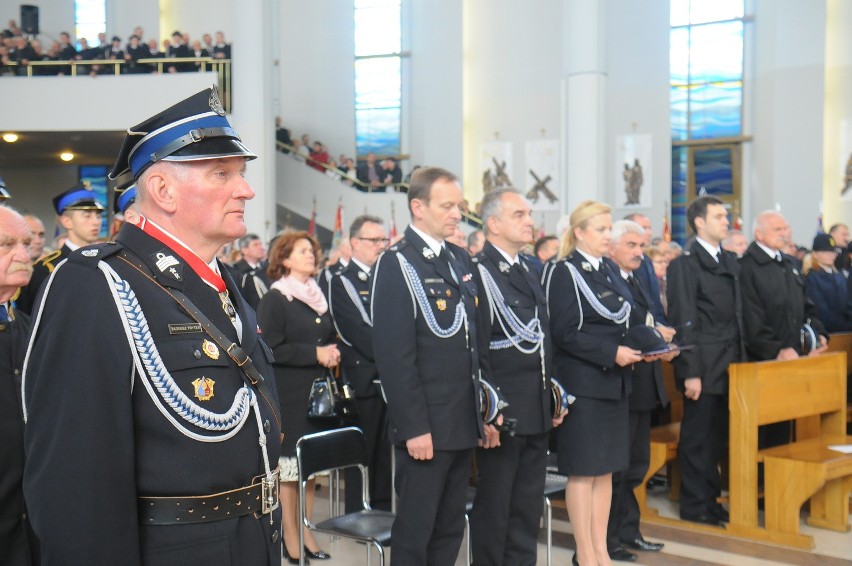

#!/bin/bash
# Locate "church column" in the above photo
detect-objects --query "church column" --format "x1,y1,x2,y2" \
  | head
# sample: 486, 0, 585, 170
229, 0, 277, 242
562, 0, 608, 212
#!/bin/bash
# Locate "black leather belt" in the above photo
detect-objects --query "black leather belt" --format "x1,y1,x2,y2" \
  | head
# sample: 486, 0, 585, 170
139, 472, 279, 526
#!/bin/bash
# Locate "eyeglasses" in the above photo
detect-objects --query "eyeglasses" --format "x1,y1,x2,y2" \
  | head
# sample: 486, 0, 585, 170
357, 237, 390, 245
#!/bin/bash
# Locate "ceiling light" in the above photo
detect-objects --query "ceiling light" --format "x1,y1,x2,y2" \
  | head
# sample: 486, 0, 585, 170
2, 133, 18, 143
60, 152, 75, 162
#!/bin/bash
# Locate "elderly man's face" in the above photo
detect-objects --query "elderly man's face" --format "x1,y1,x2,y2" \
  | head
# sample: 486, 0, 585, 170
0, 209, 33, 293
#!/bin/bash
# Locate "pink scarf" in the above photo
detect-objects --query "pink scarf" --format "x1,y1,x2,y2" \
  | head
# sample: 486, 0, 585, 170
271, 275, 328, 315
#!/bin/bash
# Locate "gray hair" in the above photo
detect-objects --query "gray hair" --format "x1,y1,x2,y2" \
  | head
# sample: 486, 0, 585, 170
722, 229, 744, 247
349, 214, 384, 239
753, 210, 785, 236
480, 186, 522, 235
239, 234, 260, 249
610, 219, 646, 244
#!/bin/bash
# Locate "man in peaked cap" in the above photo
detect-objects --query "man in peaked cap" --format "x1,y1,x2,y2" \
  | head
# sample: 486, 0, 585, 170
14, 184, 105, 314
23, 86, 283, 566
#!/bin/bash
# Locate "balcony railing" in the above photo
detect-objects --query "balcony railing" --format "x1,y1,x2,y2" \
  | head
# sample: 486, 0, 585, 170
3, 57, 232, 112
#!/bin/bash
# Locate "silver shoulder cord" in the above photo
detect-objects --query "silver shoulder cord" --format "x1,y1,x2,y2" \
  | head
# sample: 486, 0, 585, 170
565, 261, 631, 328
329, 273, 372, 348
396, 253, 465, 338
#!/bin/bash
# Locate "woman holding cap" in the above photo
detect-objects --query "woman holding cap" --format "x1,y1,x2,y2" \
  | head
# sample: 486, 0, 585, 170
545, 200, 648, 566
805, 233, 852, 332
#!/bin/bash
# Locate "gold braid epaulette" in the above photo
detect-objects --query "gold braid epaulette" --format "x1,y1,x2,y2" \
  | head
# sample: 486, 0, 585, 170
35, 249, 63, 273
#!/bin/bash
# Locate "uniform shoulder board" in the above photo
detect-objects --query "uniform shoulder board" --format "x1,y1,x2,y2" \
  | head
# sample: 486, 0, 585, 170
35, 248, 63, 270
68, 241, 124, 267
387, 238, 408, 253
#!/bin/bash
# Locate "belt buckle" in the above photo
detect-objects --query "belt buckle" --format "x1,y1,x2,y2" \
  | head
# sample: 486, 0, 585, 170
261, 470, 280, 515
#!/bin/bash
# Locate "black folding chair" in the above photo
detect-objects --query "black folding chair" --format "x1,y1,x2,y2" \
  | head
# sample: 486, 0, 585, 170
297, 427, 395, 566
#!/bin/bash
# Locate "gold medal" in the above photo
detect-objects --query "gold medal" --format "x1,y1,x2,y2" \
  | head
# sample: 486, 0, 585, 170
446, 289, 452, 297
192, 377, 215, 401
436, 298, 447, 311
202, 339, 220, 360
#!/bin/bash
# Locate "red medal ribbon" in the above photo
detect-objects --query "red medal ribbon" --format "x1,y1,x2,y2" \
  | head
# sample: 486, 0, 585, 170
138, 216, 226, 292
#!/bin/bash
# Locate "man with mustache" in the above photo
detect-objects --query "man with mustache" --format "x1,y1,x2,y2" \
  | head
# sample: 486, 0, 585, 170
14, 186, 105, 314
0, 205, 37, 565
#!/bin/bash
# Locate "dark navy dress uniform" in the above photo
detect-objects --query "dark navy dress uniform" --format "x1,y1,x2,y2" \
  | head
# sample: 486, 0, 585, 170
0, 306, 37, 566
470, 242, 552, 566
667, 242, 745, 521
372, 226, 485, 565
230, 258, 270, 312
605, 262, 669, 548
23, 223, 283, 566
328, 260, 392, 512
805, 267, 852, 332
545, 253, 642, 476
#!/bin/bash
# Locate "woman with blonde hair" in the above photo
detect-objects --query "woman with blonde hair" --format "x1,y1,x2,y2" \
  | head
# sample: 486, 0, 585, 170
546, 200, 647, 565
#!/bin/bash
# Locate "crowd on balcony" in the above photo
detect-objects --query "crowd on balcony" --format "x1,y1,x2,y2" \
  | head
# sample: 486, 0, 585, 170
0, 19, 231, 76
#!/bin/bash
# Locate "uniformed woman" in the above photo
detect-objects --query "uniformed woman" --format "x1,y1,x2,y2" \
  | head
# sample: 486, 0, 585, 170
257, 231, 339, 563
545, 200, 644, 566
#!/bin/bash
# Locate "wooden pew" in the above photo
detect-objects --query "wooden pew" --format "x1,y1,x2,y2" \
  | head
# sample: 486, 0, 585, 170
824, 332, 852, 425
635, 361, 682, 517
727, 352, 852, 548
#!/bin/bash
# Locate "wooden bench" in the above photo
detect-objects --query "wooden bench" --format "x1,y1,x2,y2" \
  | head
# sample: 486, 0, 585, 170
824, 332, 852, 425
635, 361, 682, 518
727, 352, 852, 548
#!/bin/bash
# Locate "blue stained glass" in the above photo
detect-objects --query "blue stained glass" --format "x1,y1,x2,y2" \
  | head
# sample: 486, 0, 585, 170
354, 4, 400, 56
689, 22, 743, 83
355, 57, 401, 109
670, 28, 689, 85
689, 81, 742, 138
693, 148, 733, 196
671, 148, 688, 243
356, 108, 401, 156
671, 86, 689, 141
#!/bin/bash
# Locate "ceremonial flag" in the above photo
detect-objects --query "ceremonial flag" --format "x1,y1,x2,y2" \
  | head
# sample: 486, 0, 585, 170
331, 200, 344, 249
662, 203, 671, 242
389, 202, 399, 241
308, 197, 317, 236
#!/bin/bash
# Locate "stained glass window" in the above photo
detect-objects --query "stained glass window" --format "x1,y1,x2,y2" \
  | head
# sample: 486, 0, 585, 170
75, 0, 106, 48
354, 0, 402, 157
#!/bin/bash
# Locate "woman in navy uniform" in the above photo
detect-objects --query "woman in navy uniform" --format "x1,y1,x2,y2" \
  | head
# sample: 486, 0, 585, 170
805, 233, 852, 332
545, 200, 645, 566
256, 231, 339, 563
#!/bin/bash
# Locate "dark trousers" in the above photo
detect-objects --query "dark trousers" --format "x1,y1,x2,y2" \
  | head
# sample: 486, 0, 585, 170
607, 410, 651, 548
344, 395, 392, 512
678, 392, 727, 518
470, 432, 547, 566
391, 447, 472, 566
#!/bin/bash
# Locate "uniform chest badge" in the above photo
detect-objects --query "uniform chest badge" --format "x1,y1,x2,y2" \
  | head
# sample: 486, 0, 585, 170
436, 298, 447, 311
81, 249, 99, 257
358, 271, 368, 281
499, 261, 510, 273
201, 339, 220, 360
462, 273, 472, 282
581, 261, 592, 272
446, 289, 452, 297
422, 246, 436, 259
192, 376, 215, 401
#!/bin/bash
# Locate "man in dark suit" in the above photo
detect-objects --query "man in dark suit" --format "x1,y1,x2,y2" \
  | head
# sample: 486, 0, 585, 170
15, 185, 105, 314
328, 215, 392, 513
605, 219, 673, 560
230, 233, 270, 311
667, 196, 745, 526
372, 166, 488, 565
624, 212, 667, 324
469, 187, 560, 566
356, 152, 384, 192
739, 211, 828, 447
23, 86, 282, 565
0, 205, 38, 565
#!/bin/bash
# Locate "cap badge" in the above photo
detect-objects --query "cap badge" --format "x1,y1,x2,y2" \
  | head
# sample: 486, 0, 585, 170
422, 246, 435, 260
201, 339, 220, 360
499, 261, 510, 273
358, 271, 368, 281
436, 298, 447, 311
208, 86, 226, 116
192, 376, 215, 401
81, 249, 99, 257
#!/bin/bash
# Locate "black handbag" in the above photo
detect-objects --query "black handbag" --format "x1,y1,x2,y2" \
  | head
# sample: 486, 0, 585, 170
307, 368, 358, 421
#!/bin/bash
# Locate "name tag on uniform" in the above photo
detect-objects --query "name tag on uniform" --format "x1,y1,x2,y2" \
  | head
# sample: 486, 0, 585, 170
597, 291, 613, 299
168, 323, 203, 334
424, 278, 444, 284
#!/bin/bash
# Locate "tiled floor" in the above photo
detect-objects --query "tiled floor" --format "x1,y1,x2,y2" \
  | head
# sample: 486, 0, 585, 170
297, 480, 851, 565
